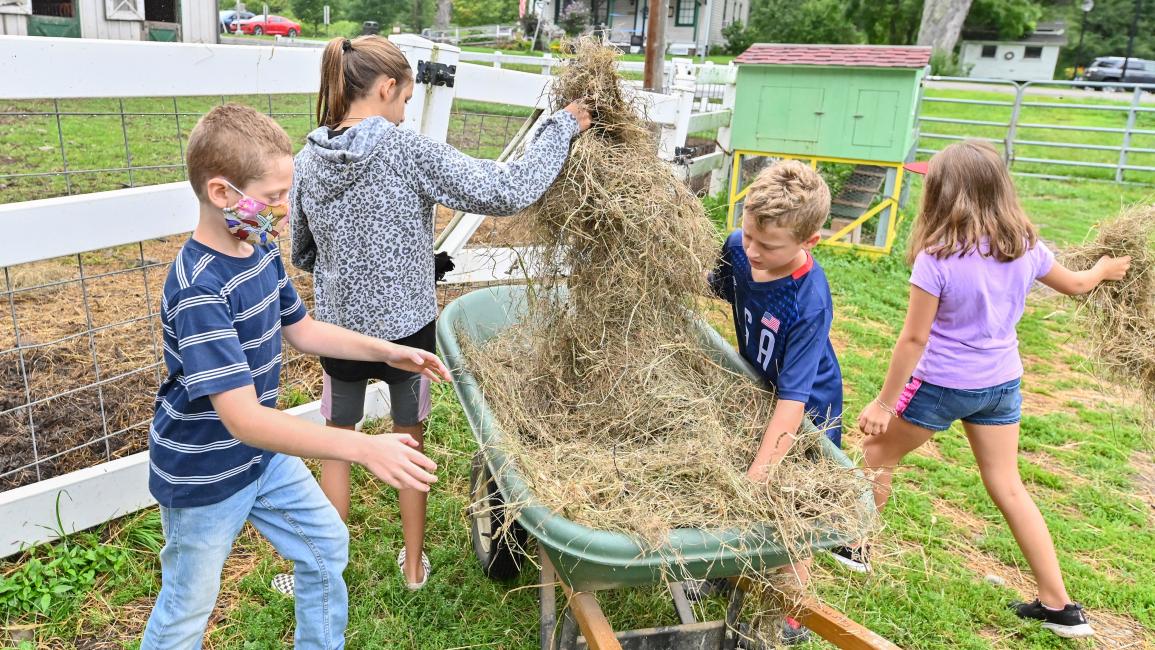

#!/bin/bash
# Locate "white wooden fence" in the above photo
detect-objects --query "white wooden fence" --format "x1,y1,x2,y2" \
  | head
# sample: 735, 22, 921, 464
0, 34, 735, 557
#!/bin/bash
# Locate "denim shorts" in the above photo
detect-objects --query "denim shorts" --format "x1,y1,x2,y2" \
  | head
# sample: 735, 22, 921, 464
895, 377, 1022, 432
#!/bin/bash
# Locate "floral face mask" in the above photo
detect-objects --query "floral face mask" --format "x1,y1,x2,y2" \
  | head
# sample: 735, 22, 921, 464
221, 179, 289, 246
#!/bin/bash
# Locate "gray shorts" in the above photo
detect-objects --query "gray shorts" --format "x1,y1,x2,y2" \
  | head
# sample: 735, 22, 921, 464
319, 372, 431, 427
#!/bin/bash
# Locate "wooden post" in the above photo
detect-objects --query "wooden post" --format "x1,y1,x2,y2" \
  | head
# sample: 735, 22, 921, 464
643, 0, 666, 90
389, 34, 459, 143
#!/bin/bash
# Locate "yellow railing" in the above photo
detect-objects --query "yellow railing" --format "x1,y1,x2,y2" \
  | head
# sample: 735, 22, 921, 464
727, 150, 906, 255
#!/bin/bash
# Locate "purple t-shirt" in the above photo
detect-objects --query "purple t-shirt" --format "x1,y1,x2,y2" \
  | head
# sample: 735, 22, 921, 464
910, 240, 1055, 390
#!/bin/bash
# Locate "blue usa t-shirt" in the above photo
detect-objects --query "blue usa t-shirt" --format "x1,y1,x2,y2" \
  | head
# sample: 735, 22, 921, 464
709, 230, 843, 446
149, 239, 307, 508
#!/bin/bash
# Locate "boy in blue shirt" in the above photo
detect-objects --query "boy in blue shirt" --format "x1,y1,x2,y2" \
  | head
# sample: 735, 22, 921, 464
707, 160, 842, 643
141, 104, 451, 649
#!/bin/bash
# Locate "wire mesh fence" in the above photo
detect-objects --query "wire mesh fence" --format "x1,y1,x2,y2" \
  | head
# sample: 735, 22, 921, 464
0, 95, 532, 491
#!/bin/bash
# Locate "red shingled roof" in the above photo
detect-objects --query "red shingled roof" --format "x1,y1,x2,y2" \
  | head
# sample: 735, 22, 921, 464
734, 44, 933, 69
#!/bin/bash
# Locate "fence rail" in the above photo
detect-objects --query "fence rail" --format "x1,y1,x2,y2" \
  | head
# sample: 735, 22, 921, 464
917, 76, 1155, 184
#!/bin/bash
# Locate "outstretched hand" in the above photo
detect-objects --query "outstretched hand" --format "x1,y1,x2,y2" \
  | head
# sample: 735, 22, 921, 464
359, 433, 438, 492
381, 342, 453, 383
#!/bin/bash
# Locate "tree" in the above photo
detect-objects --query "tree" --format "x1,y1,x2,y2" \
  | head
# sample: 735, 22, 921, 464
434, 0, 451, 29
344, 0, 407, 30
453, 0, 517, 26
916, 0, 974, 53
290, 0, 326, 33
1060, 0, 1155, 70
848, 0, 923, 45
743, 0, 863, 45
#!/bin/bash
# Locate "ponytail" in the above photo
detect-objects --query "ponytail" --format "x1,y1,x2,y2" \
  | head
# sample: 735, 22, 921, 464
316, 35, 413, 129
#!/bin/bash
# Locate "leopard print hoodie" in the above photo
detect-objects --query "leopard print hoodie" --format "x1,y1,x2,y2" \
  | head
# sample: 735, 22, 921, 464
290, 110, 580, 340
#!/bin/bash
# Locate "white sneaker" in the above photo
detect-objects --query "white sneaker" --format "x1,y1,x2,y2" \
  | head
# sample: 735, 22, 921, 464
397, 548, 431, 591
271, 573, 294, 597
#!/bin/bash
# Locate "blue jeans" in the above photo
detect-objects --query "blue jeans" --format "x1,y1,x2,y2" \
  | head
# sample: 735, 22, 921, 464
897, 377, 1023, 432
141, 454, 349, 649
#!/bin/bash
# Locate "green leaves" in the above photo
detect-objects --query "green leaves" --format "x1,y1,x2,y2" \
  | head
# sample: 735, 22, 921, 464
0, 537, 129, 620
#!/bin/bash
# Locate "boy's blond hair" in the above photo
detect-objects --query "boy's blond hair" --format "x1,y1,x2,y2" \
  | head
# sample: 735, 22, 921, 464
186, 104, 292, 202
743, 160, 831, 241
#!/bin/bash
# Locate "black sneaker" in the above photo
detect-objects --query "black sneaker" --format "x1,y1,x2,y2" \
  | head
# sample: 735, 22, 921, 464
1012, 600, 1095, 638
829, 545, 870, 573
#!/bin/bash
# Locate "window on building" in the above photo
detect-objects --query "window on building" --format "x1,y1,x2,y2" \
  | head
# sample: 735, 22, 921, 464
675, 0, 696, 26
1024, 46, 1042, 59
981, 45, 997, 58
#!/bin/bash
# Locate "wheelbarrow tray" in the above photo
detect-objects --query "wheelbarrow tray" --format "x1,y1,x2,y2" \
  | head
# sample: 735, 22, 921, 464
436, 284, 871, 592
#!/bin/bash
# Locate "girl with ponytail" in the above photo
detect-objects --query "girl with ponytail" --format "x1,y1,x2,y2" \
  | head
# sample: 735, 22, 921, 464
290, 35, 589, 592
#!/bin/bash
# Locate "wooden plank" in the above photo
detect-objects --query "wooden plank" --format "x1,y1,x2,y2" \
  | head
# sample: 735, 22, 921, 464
795, 597, 901, 650
558, 575, 622, 650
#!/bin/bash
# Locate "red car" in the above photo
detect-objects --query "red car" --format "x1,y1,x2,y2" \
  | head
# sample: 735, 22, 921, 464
233, 14, 300, 36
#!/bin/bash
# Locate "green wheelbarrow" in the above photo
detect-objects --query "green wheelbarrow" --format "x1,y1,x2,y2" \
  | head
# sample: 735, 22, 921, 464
436, 285, 897, 650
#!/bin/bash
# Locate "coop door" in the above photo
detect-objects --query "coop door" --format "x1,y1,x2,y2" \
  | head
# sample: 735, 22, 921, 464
756, 85, 824, 144
851, 89, 898, 149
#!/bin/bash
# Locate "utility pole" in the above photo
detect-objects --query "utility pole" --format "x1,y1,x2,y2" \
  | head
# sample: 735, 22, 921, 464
1120, 0, 1141, 80
643, 0, 666, 90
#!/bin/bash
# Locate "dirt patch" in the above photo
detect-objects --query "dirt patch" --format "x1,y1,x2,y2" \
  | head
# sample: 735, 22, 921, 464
1085, 610, 1154, 649
433, 204, 537, 249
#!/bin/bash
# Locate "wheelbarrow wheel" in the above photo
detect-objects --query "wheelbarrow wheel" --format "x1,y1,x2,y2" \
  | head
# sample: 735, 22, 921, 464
470, 451, 528, 581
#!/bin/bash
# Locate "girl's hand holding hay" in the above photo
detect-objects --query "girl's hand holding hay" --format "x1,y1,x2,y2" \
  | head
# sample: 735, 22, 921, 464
562, 100, 593, 132
1093, 254, 1132, 281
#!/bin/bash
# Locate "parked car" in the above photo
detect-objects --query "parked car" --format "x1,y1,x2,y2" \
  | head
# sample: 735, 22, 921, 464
1083, 56, 1155, 89
219, 10, 254, 33
233, 14, 301, 37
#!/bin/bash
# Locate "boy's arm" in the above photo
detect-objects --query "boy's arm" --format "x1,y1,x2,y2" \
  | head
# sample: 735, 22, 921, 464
210, 385, 437, 491
282, 315, 451, 382
748, 307, 830, 478
858, 284, 937, 435
1038, 255, 1131, 296
748, 399, 806, 480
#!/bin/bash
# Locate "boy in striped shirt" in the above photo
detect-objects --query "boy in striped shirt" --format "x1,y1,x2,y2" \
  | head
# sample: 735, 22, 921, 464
141, 104, 449, 649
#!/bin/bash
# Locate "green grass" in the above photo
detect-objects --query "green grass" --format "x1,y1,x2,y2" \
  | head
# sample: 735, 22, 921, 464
920, 87, 1155, 184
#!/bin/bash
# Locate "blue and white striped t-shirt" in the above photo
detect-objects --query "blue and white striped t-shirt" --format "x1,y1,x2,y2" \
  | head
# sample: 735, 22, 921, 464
149, 238, 307, 508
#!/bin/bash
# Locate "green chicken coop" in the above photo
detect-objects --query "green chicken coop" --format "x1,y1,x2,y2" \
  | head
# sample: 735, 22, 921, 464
727, 44, 932, 254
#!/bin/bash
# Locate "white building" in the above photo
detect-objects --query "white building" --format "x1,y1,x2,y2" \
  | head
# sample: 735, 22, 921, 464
549, 0, 747, 55
0, 0, 217, 42
960, 21, 1067, 81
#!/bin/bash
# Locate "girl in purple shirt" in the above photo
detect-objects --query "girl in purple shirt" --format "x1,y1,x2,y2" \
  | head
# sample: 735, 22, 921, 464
849, 140, 1131, 639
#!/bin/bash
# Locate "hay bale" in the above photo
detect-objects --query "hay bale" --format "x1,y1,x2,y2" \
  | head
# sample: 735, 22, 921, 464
1061, 205, 1155, 405
460, 41, 874, 623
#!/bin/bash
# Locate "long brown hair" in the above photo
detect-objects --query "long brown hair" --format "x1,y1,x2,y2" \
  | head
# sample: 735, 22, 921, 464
317, 36, 412, 129
908, 139, 1037, 264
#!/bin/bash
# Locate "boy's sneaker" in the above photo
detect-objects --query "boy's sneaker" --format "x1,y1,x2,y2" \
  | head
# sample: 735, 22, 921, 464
1012, 600, 1095, 638
829, 545, 871, 573
271, 573, 294, 597
780, 617, 811, 645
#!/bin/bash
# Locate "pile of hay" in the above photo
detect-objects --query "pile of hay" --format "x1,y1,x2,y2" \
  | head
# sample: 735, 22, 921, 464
1061, 204, 1155, 405
460, 40, 873, 596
